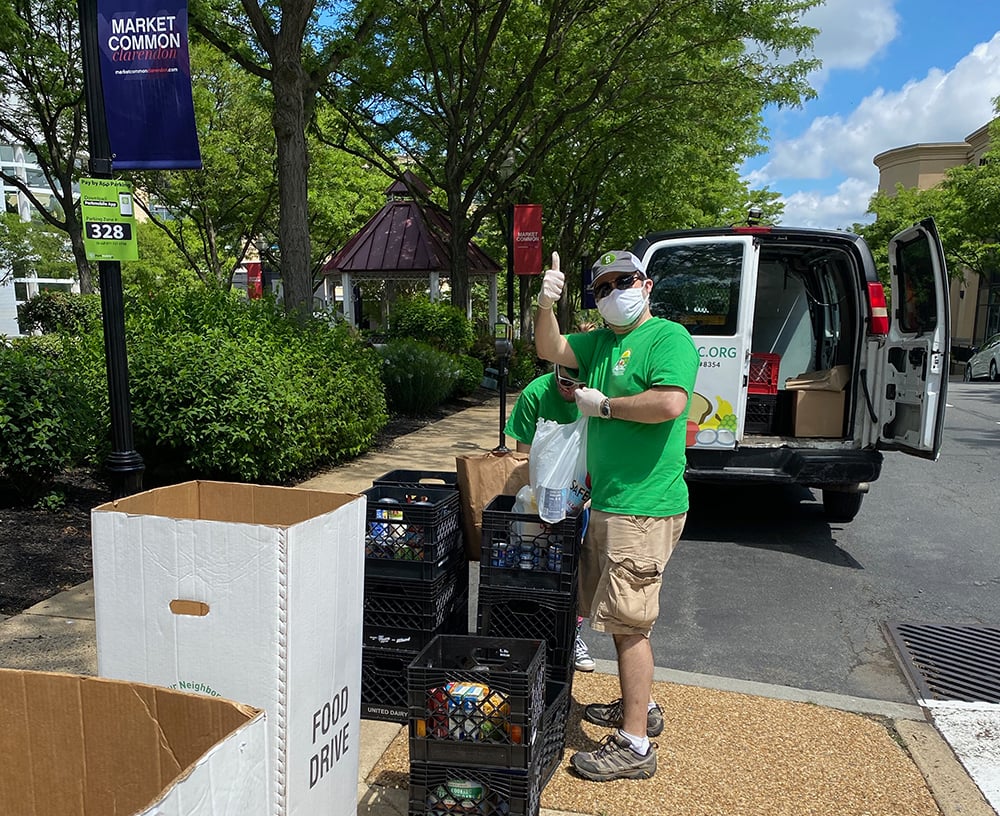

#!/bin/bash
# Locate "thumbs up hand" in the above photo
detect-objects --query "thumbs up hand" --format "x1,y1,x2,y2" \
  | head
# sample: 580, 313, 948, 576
537, 251, 564, 309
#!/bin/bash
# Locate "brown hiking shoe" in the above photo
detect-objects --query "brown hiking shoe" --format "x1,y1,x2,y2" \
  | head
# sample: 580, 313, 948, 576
583, 697, 664, 737
570, 731, 657, 781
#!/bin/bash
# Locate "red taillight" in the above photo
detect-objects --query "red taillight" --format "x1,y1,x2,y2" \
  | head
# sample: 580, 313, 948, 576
867, 282, 889, 335
732, 226, 773, 235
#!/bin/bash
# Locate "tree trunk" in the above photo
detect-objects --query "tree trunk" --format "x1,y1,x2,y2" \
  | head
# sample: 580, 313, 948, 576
271, 51, 312, 318
66, 216, 94, 295
448, 191, 472, 313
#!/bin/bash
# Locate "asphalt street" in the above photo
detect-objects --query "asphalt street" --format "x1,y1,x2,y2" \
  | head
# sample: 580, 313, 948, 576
581, 379, 1000, 704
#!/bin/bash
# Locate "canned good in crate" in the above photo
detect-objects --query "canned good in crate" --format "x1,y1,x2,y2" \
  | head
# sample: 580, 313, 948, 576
421, 686, 449, 738
427, 780, 486, 815
547, 543, 562, 572
422, 682, 513, 743
518, 539, 536, 570
490, 540, 508, 567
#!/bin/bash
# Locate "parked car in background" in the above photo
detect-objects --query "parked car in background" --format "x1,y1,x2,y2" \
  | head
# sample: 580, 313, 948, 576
964, 333, 1000, 382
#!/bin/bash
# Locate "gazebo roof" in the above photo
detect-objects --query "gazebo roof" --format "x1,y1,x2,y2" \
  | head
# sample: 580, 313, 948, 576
321, 172, 500, 279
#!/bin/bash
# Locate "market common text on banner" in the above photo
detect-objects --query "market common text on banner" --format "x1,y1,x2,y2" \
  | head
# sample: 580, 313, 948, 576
96, 0, 202, 169
513, 204, 542, 276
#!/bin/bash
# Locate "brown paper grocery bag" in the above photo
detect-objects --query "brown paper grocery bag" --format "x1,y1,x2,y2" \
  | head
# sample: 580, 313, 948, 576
455, 451, 530, 560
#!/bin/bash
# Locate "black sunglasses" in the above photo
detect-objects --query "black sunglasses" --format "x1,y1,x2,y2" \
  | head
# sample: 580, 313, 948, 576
593, 273, 639, 301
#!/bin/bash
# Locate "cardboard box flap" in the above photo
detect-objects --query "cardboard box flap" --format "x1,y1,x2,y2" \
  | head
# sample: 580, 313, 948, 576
0, 669, 263, 815
93, 480, 360, 527
785, 365, 850, 392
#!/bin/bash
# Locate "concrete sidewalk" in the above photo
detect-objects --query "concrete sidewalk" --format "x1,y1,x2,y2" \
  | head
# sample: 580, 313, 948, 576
0, 395, 995, 816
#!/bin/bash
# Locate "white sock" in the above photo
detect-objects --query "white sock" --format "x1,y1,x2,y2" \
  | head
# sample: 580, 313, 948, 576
647, 700, 658, 711
619, 728, 650, 755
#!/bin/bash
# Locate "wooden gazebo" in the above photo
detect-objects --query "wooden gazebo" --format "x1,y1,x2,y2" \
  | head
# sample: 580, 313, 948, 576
319, 172, 500, 328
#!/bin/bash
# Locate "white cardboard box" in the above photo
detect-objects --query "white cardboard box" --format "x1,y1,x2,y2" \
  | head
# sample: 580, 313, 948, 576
0, 669, 268, 815
92, 481, 365, 816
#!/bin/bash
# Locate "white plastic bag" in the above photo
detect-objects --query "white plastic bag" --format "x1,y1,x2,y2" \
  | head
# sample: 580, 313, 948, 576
529, 417, 589, 523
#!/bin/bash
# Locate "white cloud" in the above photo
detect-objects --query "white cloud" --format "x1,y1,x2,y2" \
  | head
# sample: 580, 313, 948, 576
804, 0, 899, 73
754, 30, 1000, 228
777, 177, 877, 229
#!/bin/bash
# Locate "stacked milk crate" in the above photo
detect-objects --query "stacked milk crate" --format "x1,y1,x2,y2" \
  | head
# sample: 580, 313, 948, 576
360, 470, 469, 723
476, 494, 584, 784
745, 351, 782, 433
406, 634, 550, 816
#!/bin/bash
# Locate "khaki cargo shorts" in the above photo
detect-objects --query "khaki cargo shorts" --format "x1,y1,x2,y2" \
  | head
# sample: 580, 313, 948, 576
578, 509, 686, 637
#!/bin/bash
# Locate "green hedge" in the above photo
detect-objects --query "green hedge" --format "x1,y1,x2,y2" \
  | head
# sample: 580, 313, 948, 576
452, 353, 485, 398
0, 339, 97, 499
124, 288, 388, 483
379, 338, 461, 415
7, 287, 389, 487
17, 290, 102, 335
387, 297, 474, 354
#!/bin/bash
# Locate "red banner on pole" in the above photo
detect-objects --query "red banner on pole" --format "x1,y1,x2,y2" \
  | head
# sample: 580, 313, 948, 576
513, 204, 542, 275
246, 262, 262, 299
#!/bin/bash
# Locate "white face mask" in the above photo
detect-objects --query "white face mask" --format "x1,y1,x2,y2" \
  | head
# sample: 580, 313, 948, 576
597, 286, 647, 327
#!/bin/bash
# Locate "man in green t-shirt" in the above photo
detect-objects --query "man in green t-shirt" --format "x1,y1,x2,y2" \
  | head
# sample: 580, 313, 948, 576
535, 249, 698, 782
504, 364, 596, 673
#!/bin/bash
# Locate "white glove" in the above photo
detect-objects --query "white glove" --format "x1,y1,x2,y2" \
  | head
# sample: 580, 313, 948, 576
575, 386, 607, 418
537, 251, 564, 309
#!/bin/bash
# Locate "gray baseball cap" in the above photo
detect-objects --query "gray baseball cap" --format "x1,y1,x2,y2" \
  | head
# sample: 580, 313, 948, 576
590, 250, 645, 289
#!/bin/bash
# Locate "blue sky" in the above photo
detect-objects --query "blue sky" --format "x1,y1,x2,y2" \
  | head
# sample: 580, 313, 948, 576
742, 0, 1000, 229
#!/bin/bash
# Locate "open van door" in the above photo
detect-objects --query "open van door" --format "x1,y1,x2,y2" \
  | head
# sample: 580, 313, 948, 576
876, 218, 950, 459
641, 235, 759, 449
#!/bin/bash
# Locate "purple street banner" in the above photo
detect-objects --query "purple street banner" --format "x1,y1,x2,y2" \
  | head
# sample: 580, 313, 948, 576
96, 0, 201, 169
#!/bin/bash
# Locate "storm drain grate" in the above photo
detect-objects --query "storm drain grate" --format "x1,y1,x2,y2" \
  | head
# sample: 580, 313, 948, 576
885, 622, 1000, 704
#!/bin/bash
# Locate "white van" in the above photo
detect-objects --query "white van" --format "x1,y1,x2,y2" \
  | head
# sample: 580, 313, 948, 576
630, 218, 950, 522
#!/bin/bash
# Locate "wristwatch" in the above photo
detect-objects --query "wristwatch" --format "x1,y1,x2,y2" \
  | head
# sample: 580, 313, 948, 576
599, 397, 612, 419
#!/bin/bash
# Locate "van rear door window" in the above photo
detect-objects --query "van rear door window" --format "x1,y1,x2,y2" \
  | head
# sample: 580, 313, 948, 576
894, 236, 938, 335
647, 242, 742, 336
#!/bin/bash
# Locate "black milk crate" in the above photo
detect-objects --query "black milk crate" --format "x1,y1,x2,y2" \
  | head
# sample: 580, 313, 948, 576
539, 680, 572, 788
362, 646, 417, 723
480, 494, 583, 592
364, 484, 462, 579
373, 469, 459, 491
408, 761, 542, 816
364, 558, 469, 646
745, 393, 778, 434
407, 635, 546, 770
364, 589, 469, 652
477, 583, 576, 685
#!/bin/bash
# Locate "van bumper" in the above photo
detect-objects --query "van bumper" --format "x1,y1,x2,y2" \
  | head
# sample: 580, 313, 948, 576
684, 447, 883, 488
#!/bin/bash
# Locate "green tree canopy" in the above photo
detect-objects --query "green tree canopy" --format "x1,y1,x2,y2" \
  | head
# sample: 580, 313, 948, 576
0, 213, 76, 284
326, 0, 819, 316
188, 0, 381, 315
0, 0, 93, 292
125, 42, 279, 289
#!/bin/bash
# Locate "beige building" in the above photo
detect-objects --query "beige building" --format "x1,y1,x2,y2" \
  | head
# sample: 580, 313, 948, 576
873, 122, 998, 350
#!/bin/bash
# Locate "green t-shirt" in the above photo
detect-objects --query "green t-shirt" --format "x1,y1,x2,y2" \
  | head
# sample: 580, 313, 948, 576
567, 317, 698, 517
504, 373, 579, 446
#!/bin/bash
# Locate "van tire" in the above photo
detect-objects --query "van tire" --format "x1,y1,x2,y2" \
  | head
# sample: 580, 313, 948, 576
822, 489, 864, 522
991, 361, 998, 382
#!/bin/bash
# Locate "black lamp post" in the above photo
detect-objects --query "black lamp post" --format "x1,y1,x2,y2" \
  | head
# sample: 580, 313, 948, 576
78, 0, 144, 498
499, 152, 516, 324
506, 201, 515, 324
493, 318, 513, 452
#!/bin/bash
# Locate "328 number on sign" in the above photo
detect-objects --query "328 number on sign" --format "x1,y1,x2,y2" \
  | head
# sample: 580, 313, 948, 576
86, 221, 132, 240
